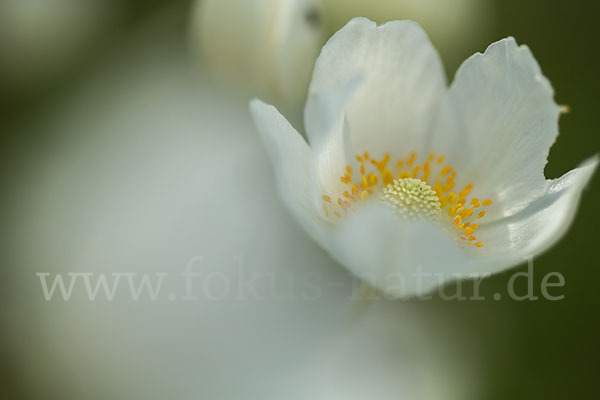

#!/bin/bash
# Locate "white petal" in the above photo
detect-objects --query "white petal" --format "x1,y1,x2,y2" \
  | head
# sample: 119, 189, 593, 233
432, 37, 560, 221
305, 76, 363, 200
329, 203, 474, 298
474, 156, 598, 269
250, 99, 329, 242
305, 17, 446, 158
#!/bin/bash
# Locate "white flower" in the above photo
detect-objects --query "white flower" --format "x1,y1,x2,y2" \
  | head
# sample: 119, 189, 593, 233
250, 17, 598, 298
190, 0, 325, 107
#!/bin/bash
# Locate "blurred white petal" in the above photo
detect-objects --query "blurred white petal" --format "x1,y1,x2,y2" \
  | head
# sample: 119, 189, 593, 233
5, 14, 479, 399
332, 204, 472, 297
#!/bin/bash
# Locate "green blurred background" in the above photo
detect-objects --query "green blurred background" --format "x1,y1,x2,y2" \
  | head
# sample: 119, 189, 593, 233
1, 0, 598, 398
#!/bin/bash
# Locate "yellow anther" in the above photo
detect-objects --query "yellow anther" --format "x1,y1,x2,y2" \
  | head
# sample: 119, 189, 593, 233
448, 204, 458, 216
356, 155, 363, 162
471, 198, 480, 208
368, 173, 379, 185
475, 242, 483, 247
464, 227, 475, 235
360, 164, 365, 175
408, 151, 416, 167
382, 169, 394, 185
470, 224, 479, 230
477, 210, 486, 219
372, 153, 391, 171
422, 163, 431, 181
440, 166, 452, 176
323, 205, 329, 216
447, 192, 457, 203
346, 166, 352, 174
428, 153, 435, 161
412, 165, 422, 178
453, 215, 462, 225
437, 155, 444, 164
461, 208, 474, 218
343, 190, 353, 200
399, 171, 410, 179
351, 185, 359, 196
322, 195, 332, 203
482, 199, 493, 206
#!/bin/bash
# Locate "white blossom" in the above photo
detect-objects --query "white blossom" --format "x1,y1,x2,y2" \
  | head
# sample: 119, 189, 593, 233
251, 17, 598, 297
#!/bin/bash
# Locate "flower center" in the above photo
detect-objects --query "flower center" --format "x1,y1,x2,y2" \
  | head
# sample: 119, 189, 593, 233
321, 151, 493, 248
381, 178, 441, 221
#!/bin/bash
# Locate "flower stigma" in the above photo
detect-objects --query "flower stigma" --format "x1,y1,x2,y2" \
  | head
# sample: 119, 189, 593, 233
321, 151, 493, 247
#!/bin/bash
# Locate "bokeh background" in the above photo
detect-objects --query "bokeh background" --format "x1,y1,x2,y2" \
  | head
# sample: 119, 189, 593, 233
1, 0, 598, 399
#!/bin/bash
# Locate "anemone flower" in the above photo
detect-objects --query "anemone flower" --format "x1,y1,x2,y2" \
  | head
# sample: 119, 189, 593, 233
250, 17, 597, 298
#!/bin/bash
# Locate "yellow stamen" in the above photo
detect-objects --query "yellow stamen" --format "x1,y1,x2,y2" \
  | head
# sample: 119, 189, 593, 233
368, 173, 379, 186
360, 191, 368, 203
408, 151, 416, 167
321, 150, 493, 249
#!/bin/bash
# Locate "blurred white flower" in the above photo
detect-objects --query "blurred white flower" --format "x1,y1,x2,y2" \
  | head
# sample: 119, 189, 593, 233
190, 0, 325, 108
251, 18, 598, 298
4, 14, 480, 399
